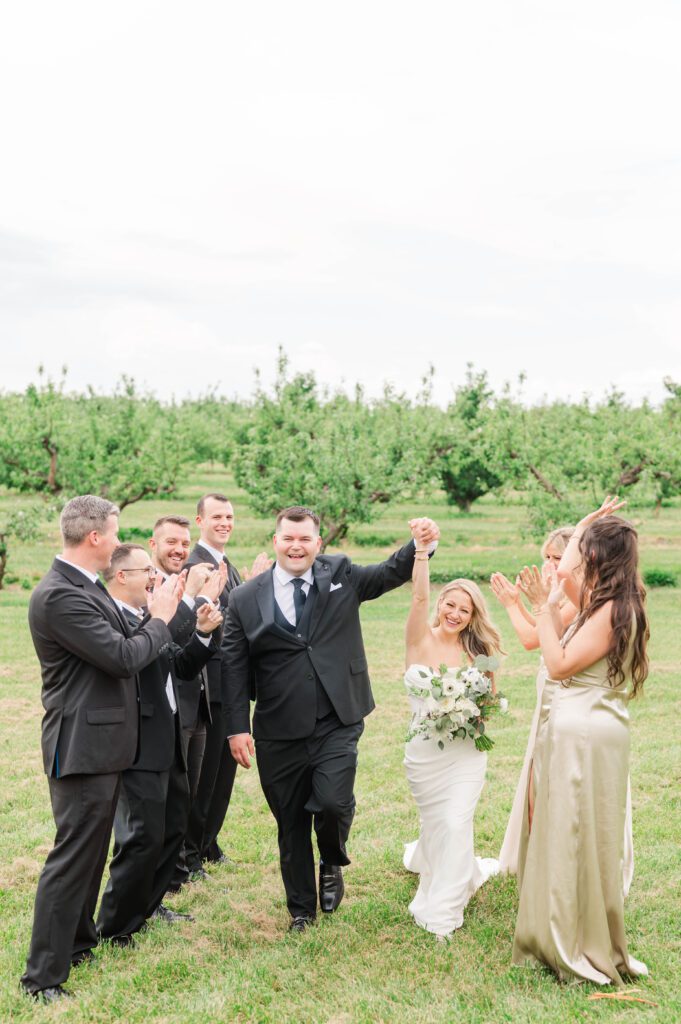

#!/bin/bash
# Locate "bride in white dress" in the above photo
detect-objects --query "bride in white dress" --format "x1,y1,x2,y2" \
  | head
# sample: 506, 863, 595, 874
403, 520, 504, 937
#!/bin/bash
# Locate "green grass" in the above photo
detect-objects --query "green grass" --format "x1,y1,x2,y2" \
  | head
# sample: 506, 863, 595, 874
1, 470, 679, 1023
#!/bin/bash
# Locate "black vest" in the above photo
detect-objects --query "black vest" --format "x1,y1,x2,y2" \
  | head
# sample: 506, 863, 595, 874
273, 584, 333, 720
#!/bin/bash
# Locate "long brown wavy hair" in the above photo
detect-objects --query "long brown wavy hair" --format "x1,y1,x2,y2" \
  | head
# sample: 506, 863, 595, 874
571, 518, 649, 696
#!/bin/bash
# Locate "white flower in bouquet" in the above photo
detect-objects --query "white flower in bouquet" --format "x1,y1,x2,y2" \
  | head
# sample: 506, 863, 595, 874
441, 675, 466, 698
499, 697, 509, 714
425, 695, 440, 715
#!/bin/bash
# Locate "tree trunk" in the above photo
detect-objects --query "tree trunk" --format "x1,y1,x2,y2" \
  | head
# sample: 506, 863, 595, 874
527, 464, 563, 500
0, 536, 7, 591
321, 520, 348, 552
41, 436, 60, 493
617, 462, 646, 488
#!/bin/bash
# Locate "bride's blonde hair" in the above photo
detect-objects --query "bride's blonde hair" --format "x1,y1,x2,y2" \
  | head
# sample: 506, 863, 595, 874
432, 579, 505, 660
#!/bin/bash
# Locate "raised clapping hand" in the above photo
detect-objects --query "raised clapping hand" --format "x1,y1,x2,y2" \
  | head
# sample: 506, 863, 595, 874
196, 601, 223, 633
198, 562, 229, 602
489, 572, 521, 608
147, 571, 185, 623
577, 494, 627, 531
185, 563, 218, 598
408, 517, 440, 549
517, 565, 552, 612
241, 552, 273, 581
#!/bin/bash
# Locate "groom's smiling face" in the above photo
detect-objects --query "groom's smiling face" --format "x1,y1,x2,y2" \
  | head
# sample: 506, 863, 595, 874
273, 516, 322, 576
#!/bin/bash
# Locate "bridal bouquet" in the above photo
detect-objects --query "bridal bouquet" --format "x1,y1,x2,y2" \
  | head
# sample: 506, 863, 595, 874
406, 656, 508, 752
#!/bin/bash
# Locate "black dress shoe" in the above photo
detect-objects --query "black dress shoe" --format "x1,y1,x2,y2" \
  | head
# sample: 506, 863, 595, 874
187, 867, 209, 883
288, 915, 316, 933
152, 904, 195, 923
71, 948, 96, 966
22, 984, 71, 1003
107, 933, 135, 948
319, 863, 344, 913
204, 851, 230, 865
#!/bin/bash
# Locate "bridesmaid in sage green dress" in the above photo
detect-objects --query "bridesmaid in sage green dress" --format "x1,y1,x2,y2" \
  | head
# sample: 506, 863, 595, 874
512, 498, 649, 986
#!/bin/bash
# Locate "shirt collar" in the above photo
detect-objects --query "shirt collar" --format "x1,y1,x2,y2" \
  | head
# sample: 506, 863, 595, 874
114, 598, 144, 617
198, 540, 225, 565
274, 562, 314, 587
55, 555, 99, 585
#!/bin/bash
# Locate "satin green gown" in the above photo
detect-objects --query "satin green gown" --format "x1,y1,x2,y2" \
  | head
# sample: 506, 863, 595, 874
512, 637, 647, 985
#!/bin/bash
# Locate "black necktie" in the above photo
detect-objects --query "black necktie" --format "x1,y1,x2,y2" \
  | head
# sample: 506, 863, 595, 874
292, 578, 307, 625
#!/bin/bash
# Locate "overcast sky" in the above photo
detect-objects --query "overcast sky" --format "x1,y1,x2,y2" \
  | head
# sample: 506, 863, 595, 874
1, 1, 679, 407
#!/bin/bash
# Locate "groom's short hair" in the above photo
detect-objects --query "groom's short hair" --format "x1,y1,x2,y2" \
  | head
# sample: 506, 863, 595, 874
276, 506, 321, 533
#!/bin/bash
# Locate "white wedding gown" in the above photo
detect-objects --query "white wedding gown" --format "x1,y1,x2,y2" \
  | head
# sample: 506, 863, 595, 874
403, 665, 499, 937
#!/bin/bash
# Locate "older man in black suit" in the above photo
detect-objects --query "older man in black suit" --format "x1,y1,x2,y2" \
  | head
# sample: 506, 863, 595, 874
20, 496, 183, 1002
224, 505, 438, 932
96, 544, 224, 943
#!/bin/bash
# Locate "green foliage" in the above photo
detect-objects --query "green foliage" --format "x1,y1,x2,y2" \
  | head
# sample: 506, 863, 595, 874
0, 501, 58, 590
232, 352, 431, 547
434, 367, 505, 513
643, 569, 677, 588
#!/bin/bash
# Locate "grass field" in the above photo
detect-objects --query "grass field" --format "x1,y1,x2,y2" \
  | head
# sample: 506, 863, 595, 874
0, 469, 679, 1023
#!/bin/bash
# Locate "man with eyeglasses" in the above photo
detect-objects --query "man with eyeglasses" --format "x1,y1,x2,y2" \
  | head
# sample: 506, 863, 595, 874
96, 544, 224, 944
20, 496, 183, 1002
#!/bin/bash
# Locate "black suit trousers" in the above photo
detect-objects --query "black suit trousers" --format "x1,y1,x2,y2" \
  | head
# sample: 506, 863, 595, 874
96, 754, 190, 939
255, 713, 363, 918
184, 705, 236, 870
21, 772, 121, 993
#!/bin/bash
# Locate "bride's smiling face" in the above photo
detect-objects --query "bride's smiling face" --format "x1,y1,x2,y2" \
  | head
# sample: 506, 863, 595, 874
437, 589, 473, 635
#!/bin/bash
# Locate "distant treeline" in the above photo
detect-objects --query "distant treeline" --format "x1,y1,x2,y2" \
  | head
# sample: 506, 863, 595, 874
1, 357, 680, 586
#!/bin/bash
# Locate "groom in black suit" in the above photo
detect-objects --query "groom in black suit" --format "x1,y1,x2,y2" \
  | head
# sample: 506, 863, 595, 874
224, 506, 438, 931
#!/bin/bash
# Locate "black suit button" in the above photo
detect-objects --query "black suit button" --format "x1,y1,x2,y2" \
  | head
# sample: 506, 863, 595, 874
307, 646, 312, 651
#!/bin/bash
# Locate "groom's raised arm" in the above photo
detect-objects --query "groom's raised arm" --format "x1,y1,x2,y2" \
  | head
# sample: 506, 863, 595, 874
348, 518, 439, 603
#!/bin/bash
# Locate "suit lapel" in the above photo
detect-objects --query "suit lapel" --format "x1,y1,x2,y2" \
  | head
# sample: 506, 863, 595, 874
257, 567, 306, 644
308, 559, 331, 640
52, 559, 131, 635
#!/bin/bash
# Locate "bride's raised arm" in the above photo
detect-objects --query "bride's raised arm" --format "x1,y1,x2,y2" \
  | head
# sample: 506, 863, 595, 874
405, 519, 433, 659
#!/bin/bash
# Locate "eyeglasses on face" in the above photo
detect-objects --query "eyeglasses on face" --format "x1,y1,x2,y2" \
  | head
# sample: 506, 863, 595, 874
119, 566, 157, 577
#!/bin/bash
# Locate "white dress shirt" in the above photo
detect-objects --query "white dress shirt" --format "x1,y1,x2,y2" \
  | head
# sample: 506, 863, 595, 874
273, 563, 314, 626
197, 540, 226, 565
113, 598, 177, 714
55, 555, 99, 585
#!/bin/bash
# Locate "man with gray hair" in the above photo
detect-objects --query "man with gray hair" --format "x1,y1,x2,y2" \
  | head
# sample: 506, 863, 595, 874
20, 495, 184, 1003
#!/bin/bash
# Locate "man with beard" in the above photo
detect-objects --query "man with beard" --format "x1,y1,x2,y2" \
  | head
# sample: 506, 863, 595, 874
96, 544, 223, 944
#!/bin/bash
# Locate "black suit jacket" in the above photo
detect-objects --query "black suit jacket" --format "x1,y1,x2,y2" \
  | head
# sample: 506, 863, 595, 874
223, 541, 417, 740
28, 559, 172, 777
120, 602, 219, 772
185, 542, 241, 707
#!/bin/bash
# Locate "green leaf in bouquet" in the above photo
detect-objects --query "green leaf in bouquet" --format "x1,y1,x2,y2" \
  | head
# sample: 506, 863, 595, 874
432, 686, 442, 699
438, 663, 448, 676
418, 670, 429, 679
435, 718, 445, 731
478, 721, 485, 734
437, 740, 444, 750
475, 734, 494, 751
457, 727, 466, 739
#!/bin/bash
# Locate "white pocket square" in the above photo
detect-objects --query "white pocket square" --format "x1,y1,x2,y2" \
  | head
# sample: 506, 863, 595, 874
329, 582, 343, 592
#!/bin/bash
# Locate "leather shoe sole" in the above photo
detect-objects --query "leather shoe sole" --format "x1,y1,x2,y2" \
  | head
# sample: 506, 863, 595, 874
319, 863, 344, 913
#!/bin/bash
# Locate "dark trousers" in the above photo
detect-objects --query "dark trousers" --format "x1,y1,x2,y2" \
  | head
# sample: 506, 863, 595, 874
256, 713, 363, 918
96, 754, 190, 939
170, 714, 207, 889
21, 772, 120, 994
184, 705, 236, 870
